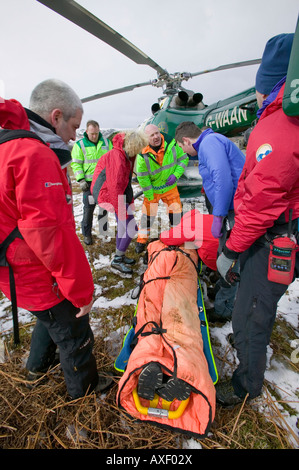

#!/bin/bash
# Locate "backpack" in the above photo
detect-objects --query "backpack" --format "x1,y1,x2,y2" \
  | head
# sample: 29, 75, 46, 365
0, 129, 46, 344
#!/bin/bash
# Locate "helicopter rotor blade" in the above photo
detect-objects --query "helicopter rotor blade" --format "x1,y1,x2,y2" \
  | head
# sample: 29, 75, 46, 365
37, 0, 168, 77
81, 81, 153, 103
189, 58, 261, 78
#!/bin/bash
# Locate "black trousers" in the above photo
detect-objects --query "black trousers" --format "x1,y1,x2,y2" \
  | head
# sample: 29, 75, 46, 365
27, 299, 98, 399
231, 242, 288, 399
82, 186, 108, 236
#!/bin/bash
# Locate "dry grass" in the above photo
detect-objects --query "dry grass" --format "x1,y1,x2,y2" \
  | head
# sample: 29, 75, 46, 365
0, 331, 297, 449
0, 334, 180, 450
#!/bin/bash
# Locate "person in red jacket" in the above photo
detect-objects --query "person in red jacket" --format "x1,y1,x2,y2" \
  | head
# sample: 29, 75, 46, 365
0, 79, 112, 399
91, 131, 148, 274
216, 34, 298, 407
160, 209, 218, 272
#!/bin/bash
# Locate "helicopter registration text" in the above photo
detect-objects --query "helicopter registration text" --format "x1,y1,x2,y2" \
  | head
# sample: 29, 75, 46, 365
205, 106, 248, 130
290, 78, 299, 103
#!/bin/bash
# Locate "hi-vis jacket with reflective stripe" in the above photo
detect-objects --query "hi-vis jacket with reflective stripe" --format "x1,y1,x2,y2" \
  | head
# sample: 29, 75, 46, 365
71, 132, 112, 182
136, 135, 188, 201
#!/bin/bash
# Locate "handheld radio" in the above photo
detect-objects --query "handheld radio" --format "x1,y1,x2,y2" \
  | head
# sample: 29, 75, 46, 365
267, 210, 298, 285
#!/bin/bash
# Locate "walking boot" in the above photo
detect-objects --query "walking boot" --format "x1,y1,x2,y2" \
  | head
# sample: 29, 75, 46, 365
25, 370, 48, 389
122, 255, 136, 265
94, 372, 114, 393
135, 242, 146, 254
216, 380, 245, 408
25, 350, 60, 389
83, 235, 93, 245
157, 377, 192, 401
138, 362, 163, 400
111, 255, 133, 274
206, 307, 231, 324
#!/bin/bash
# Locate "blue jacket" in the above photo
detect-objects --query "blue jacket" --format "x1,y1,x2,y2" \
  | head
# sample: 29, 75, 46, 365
193, 129, 245, 216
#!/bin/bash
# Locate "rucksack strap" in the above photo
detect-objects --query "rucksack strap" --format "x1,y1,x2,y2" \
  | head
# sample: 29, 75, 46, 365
0, 129, 46, 146
0, 227, 24, 345
8, 264, 20, 345
0, 227, 23, 266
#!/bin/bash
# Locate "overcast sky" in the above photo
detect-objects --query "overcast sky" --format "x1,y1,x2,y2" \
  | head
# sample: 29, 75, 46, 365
1, 0, 298, 130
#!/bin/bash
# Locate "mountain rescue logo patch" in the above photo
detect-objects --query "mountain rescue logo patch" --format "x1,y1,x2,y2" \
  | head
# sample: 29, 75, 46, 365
256, 144, 272, 162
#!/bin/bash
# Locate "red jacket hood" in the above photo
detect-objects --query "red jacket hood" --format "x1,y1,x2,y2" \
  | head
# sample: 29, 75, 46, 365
0, 98, 30, 130
112, 132, 125, 150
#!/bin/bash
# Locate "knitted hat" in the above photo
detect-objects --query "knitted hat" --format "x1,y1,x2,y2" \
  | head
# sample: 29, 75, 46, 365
255, 33, 294, 95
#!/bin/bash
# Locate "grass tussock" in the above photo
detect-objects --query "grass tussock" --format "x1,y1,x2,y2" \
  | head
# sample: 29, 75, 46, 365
0, 329, 297, 449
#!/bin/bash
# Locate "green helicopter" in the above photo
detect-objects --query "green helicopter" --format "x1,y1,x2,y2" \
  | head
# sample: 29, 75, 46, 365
37, 0, 298, 198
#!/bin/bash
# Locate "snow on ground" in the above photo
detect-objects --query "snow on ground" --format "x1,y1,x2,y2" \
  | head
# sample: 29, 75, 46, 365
0, 182, 298, 448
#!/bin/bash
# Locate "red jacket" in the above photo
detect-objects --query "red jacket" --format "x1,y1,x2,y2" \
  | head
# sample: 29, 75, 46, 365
227, 85, 299, 253
91, 133, 134, 220
160, 209, 218, 271
0, 98, 94, 311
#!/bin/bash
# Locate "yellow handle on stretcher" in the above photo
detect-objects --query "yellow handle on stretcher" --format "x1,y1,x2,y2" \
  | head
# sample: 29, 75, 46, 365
132, 388, 190, 419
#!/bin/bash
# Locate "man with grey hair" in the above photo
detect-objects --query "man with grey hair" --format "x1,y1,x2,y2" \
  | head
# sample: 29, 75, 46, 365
27, 79, 83, 170
0, 79, 113, 399
29, 78, 83, 122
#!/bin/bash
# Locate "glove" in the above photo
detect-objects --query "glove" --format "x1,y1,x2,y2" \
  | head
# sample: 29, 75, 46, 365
166, 175, 177, 186
216, 246, 240, 286
79, 180, 89, 192
211, 215, 223, 238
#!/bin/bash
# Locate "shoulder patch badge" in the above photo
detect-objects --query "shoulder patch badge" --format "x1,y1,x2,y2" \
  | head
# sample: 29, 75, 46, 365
256, 144, 272, 162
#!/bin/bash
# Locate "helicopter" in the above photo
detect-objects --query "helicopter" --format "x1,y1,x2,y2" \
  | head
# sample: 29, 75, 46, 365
37, 0, 261, 138
37, 1, 298, 197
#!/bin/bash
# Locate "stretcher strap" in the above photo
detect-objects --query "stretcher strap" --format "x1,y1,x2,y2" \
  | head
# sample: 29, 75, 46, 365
131, 320, 179, 378
131, 274, 170, 299
131, 245, 199, 300
148, 245, 199, 274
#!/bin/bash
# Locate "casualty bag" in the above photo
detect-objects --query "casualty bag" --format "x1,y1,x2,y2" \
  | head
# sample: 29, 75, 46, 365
116, 240, 217, 439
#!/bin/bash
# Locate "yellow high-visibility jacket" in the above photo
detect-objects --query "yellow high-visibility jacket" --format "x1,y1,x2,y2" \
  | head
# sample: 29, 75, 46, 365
71, 132, 112, 182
